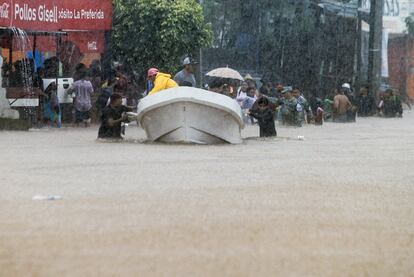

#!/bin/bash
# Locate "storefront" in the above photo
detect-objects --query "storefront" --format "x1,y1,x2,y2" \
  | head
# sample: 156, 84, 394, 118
0, 0, 112, 119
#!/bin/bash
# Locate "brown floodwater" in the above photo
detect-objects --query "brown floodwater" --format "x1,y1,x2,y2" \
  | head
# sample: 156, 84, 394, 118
0, 112, 413, 276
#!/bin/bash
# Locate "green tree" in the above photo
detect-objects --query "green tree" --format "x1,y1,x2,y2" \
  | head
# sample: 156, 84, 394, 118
202, 0, 300, 49
202, 0, 318, 82
113, 0, 212, 75
406, 13, 414, 36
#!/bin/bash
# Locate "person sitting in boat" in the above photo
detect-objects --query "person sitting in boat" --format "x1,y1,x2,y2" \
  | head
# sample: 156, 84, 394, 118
147, 68, 178, 96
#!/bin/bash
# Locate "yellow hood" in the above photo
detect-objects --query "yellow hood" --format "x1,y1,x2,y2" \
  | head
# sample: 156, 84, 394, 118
148, 72, 178, 96
156, 73, 172, 79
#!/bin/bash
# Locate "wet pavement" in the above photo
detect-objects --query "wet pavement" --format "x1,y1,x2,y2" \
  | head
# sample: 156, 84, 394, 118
1, 112, 413, 276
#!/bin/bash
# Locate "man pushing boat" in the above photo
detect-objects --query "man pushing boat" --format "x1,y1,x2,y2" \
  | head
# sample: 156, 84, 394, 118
98, 94, 133, 139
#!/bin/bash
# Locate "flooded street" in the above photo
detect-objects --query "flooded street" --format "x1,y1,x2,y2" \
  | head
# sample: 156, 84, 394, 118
1, 113, 414, 276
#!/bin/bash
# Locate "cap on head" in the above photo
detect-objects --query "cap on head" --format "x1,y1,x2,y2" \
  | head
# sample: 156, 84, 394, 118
183, 57, 198, 66
282, 86, 293, 94
244, 74, 253, 81
147, 68, 159, 78
342, 83, 351, 89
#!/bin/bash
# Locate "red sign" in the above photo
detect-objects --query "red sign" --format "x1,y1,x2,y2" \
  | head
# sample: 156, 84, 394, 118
35, 31, 105, 53
0, 0, 112, 31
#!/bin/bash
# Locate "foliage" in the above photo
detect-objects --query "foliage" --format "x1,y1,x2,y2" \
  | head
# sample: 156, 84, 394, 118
405, 13, 414, 36
202, 0, 301, 49
202, 1, 320, 81
113, 0, 212, 75
202, 0, 357, 96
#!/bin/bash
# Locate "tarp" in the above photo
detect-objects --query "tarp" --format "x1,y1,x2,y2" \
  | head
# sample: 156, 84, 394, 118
0, 0, 112, 31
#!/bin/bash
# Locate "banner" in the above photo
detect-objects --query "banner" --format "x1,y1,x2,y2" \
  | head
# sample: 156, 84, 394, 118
0, 0, 112, 31
34, 31, 106, 53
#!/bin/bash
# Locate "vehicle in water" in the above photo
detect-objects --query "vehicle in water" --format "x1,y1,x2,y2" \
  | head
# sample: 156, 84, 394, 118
137, 87, 244, 144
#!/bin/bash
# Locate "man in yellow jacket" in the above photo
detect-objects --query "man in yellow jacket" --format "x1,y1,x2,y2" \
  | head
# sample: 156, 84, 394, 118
147, 68, 178, 96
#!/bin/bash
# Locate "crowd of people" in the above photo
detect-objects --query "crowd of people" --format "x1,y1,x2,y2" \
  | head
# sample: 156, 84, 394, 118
206, 74, 406, 138
33, 56, 407, 139
33, 58, 196, 137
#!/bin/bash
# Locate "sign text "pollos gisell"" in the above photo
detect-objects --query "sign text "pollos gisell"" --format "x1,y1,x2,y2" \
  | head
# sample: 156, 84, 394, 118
14, 4, 105, 23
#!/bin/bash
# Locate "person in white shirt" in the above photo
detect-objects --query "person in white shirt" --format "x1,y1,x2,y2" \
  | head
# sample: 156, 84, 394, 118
236, 81, 249, 105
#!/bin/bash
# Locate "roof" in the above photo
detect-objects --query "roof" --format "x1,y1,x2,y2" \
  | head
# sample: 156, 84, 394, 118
315, 0, 368, 19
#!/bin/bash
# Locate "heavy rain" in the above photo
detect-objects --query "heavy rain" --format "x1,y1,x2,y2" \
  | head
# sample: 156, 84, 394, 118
0, 0, 413, 276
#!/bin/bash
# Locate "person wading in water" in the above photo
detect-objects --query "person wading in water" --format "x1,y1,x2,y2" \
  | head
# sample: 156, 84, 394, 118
98, 94, 132, 139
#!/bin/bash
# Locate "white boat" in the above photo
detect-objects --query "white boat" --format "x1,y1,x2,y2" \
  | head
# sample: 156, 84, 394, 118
137, 87, 244, 144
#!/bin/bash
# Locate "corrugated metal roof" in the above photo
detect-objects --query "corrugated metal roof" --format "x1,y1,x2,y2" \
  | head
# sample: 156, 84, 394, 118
317, 0, 361, 18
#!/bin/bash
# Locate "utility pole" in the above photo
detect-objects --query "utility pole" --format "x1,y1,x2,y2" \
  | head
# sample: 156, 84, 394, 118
355, 0, 363, 89
199, 0, 204, 88
367, 0, 384, 95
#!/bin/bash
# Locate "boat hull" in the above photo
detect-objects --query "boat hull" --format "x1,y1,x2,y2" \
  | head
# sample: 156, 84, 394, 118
137, 88, 244, 144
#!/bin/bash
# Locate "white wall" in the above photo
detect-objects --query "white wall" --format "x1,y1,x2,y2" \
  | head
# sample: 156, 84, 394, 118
362, 0, 414, 34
